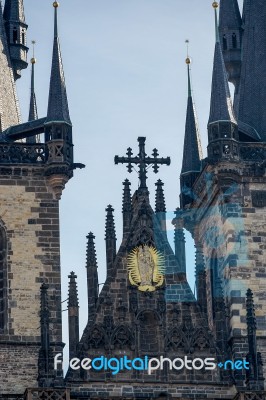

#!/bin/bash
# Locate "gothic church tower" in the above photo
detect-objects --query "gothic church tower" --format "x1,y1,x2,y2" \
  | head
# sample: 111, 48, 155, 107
180, 0, 266, 394
0, 1, 78, 396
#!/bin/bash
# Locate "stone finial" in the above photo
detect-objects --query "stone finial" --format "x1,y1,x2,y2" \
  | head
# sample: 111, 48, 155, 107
105, 205, 117, 240
155, 179, 166, 213
86, 233, 99, 320
122, 179, 132, 213
68, 271, 79, 308
86, 232, 97, 267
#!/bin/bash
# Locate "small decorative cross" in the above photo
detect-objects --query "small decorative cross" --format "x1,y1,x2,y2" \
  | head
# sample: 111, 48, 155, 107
114, 137, 170, 189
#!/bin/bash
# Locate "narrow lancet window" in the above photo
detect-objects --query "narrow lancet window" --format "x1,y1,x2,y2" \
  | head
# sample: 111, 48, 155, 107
0, 225, 7, 333
232, 33, 237, 49
22, 30, 26, 45
13, 27, 18, 43
223, 35, 227, 50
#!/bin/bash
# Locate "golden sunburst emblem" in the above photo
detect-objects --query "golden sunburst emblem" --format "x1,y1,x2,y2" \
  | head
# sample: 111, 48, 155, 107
127, 245, 165, 292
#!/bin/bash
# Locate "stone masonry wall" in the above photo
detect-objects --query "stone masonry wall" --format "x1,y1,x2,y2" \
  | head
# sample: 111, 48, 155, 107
0, 166, 63, 395
192, 163, 266, 387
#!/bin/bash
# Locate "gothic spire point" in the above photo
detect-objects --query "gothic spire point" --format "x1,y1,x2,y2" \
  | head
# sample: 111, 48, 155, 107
105, 205, 116, 240
28, 43, 38, 123
46, 1, 71, 124
185, 41, 192, 98
208, 4, 236, 126
53, 2, 59, 38
213, 2, 220, 43
86, 232, 97, 267
123, 179, 132, 213
68, 271, 79, 308
181, 59, 202, 176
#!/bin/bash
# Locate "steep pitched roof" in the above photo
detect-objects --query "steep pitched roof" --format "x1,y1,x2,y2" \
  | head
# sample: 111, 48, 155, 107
208, 8, 236, 125
181, 63, 202, 175
28, 60, 38, 122
46, 4, 71, 124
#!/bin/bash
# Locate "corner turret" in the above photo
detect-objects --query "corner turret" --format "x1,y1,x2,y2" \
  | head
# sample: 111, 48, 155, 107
44, 2, 74, 199
3, 0, 28, 80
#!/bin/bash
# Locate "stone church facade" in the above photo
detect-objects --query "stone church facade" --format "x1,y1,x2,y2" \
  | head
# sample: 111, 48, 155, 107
0, 1, 265, 399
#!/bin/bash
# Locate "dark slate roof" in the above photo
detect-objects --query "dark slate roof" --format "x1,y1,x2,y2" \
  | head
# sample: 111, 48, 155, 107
181, 66, 202, 175
3, 0, 26, 24
28, 62, 38, 121
208, 41, 236, 125
237, 0, 266, 141
46, 7, 71, 125
1, 117, 46, 141
219, 0, 242, 30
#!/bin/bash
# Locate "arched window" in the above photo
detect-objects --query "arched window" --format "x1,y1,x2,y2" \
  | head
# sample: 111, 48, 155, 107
223, 35, 228, 50
232, 33, 237, 49
12, 27, 18, 43
0, 225, 7, 333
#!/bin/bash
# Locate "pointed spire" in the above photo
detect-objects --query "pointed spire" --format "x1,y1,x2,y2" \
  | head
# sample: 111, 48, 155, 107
208, 3, 237, 125
181, 57, 202, 175
28, 52, 38, 122
86, 232, 99, 321
105, 205, 117, 278
105, 205, 117, 241
68, 272, 79, 361
155, 179, 167, 236
46, 2, 71, 124
155, 179, 166, 213
180, 54, 203, 208
123, 179, 132, 213
68, 271, 79, 308
122, 179, 132, 236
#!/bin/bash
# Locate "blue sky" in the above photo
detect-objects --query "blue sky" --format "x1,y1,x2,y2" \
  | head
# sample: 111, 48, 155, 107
16, 0, 243, 369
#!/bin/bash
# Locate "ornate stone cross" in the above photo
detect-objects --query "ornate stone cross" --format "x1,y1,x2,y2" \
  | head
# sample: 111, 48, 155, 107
114, 137, 171, 189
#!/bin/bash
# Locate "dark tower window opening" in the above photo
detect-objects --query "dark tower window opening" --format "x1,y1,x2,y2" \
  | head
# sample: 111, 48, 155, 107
223, 35, 228, 50
22, 30, 26, 45
232, 33, 237, 49
0, 224, 8, 333
12, 27, 18, 44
